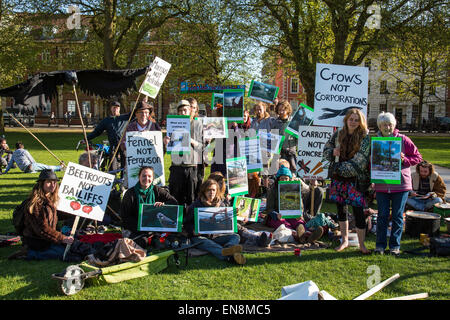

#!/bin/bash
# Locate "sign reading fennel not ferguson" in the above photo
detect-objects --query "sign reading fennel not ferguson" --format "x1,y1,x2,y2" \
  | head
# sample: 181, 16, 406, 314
313, 63, 369, 127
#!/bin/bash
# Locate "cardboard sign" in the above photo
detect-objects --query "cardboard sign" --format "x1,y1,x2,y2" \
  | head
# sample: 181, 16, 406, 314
278, 180, 302, 218
194, 207, 237, 234
223, 89, 244, 122
166, 115, 191, 154
248, 80, 279, 104
370, 137, 402, 184
226, 156, 249, 196
125, 131, 165, 187
285, 103, 314, 138
233, 196, 261, 222
313, 63, 368, 127
211, 92, 223, 110
238, 136, 263, 173
140, 56, 171, 98
202, 117, 228, 139
296, 125, 334, 180
259, 130, 285, 154
58, 162, 115, 221
138, 204, 183, 232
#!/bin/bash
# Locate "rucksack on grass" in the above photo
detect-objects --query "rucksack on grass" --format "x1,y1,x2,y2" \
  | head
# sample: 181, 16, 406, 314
11, 199, 30, 236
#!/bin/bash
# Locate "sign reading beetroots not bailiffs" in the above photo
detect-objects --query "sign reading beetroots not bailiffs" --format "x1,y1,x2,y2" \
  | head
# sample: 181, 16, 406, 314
57, 162, 115, 221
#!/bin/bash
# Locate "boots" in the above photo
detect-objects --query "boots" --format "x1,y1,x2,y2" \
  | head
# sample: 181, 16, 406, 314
356, 227, 371, 254
307, 226, 324, 243
335, 221, 349, 251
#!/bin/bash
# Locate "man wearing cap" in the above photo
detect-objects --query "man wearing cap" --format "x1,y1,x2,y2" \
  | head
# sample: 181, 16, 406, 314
167, 99, 204, 206
86, 101, 131, 175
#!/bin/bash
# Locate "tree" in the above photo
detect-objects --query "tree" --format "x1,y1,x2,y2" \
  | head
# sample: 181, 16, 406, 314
229, 0, 448, 107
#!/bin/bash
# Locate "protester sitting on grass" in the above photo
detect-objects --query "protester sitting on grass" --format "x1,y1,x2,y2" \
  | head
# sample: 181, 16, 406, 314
1, 141, 65, 175
208, 171, 271, 247
184, 179, 246, 264
406, 160, 446, 212
264, 165, 326, 244
8, 170, 74, 260
0, 137, 14, 172
120, 166, 178, 248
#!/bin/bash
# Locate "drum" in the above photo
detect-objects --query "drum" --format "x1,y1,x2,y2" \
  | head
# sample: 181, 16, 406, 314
405, 211, 441, 238
433, 203, 450, 220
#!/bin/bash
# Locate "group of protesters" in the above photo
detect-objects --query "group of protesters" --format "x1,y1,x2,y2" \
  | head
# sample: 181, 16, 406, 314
3, 97, 447, 263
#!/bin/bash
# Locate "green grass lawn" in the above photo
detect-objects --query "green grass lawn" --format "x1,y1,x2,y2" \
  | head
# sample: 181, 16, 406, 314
409, 136, 450, 168
0, 128, 449, 300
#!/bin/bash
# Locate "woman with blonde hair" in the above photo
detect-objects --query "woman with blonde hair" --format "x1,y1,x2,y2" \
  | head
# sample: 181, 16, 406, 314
323, 108, 371, 254
11, 170, 74, 260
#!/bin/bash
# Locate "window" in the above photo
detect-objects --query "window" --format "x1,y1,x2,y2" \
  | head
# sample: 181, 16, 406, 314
82, 101, 91, 116
380, 80, 388, 94
396, 80, 403, 93
67, 100, 76, 114
413, 80, 420, 94
379, 104, 387, 113
291, 78, 299, 93
364, 59, 371, 70
412, 105, 419, 120
42, 50, 50, 63
428, 105, 435, 120
146, 53, 154, 65
429, 85, 436, 95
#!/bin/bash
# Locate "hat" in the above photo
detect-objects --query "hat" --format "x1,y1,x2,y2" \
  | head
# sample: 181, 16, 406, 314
37, 169, 59, 182
177, 100, 191, 110
110, 101, 121, 107
276, 165, 292, 179
135, 101, 152, 112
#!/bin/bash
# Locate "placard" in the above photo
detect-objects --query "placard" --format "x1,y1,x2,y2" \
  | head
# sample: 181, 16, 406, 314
370, 137, 402, 184
296, 125, 334, 180
313, 63, 368, 127
58, 162, 115, 221
194, 207, 237, 234
140, 56, 171, 98
248, 80, 279, 104
278, 180, 302, 218
285, 103, 314, 138
259, 131, 285, 154
226, 156, 249, 196
238, 136, 263, 173
223, 89, 244, 122
138, 204, 183, 232
202, 117, 228, 139
233, 196, 261, 222
211, 92, 223, 110
166, 115, 191, 154
125, 131, 165, 187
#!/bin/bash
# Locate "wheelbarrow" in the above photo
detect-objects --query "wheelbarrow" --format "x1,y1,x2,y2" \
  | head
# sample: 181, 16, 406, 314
52, 243, 198, 295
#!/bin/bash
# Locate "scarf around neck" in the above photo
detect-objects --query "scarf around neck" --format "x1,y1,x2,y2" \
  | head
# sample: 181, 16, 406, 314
134, 182, 155, 207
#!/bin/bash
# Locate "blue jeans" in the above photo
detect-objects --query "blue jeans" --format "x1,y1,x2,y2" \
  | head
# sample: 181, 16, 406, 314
191, 234, 240, 261
376, 191, 409, 251
406, 196, 443, 211
31, 162, 62, 172
26, 244, 66, 260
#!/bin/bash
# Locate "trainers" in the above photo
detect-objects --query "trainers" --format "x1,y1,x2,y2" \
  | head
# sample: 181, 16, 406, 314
373, 248, 384, 255
389, 249, 401, 257
307, 226, 324, 243
231, 252, 246, 265
256, 232, 271, 247
222, 244, 242, 256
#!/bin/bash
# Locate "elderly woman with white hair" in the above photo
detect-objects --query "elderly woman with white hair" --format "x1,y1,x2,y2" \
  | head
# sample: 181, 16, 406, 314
373, 112, 422, 256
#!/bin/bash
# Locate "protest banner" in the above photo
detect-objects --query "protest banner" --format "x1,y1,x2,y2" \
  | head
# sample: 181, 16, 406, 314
296, 125, 334, 180
313, 63, 368, 127
226, 156, 249, 196
223, 89, 245, 122
238, 136, 263, 173
248, 80, 279, 104
58, 162, 115, 222
138, 204, 183, 232
125, 131, 165, 187
202, 117, 228, 139
180, 82, 245, 93
370, 137, 402, 184
140, 56, 171, 98
285, 103, 314, 138
278, 180, 302, 218
233, 196, 261, 222
194, 207, 237, 234
166, 115, 191, 154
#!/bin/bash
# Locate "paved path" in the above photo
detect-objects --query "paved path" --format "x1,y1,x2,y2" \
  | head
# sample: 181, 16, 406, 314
430, 165, 450, 201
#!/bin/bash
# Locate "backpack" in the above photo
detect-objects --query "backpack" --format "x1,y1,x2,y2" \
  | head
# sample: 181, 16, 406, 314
11, 199, 30, 236
430, 237, 450, 257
